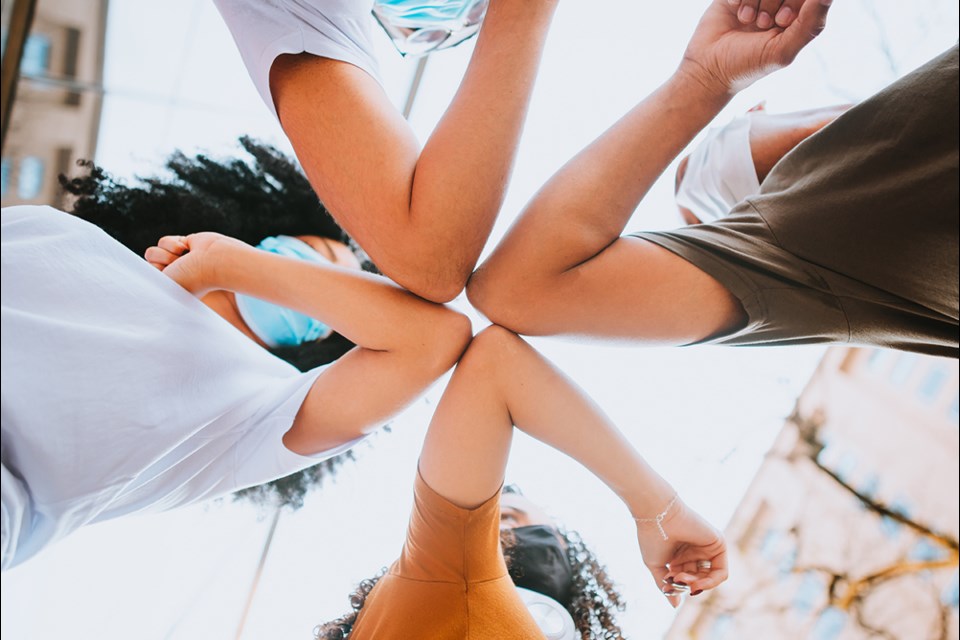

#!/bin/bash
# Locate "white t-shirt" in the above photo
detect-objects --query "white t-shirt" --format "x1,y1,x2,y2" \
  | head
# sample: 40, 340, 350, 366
214, 0, 383, 119
1, 206, 360, 570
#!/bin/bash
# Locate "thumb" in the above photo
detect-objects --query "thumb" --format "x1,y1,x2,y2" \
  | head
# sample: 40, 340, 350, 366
776, 0, 832, 64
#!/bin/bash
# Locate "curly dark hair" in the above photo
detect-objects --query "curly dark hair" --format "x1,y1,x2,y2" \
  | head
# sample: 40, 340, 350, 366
59, 137, 377, 509
315, 487, 625, 640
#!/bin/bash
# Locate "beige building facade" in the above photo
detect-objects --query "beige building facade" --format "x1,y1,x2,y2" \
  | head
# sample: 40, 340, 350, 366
1, 0, 108, 208
667, 347, 959, 640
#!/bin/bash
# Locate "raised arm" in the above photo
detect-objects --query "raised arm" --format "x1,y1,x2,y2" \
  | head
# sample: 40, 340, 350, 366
418, 326, 727, 603
468, 0, 831, 341
270, 0, 558, 303
146, 232, 471, 456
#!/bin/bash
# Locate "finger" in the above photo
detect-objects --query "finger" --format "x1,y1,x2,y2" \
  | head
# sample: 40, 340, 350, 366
671, 571, 701, 585
668, 544, 724, 567
756, 0, 784, 29
157, 235, 189, 255
774, 0, 804, 27
736, 0, 760, 24
689, 567, 730, 592
650, 566, 683, 608
778, 0, 832, 63
145, 245, 179, 267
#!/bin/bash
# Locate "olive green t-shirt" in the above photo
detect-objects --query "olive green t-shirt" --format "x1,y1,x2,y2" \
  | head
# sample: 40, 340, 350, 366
635, 46, 959, 358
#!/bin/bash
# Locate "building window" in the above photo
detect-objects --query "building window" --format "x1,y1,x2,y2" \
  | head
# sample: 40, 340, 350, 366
793, 571, 822, 616
942, 571, 959, 609
20, 34, 52, 76
759, 529, 782, 560
834, 451, 857, 483
917, 363, 948, 404
708, 614, 733, 640
811, 607, 847, 640
758, 529, 797, 576
880, 497, 911, 539
866, 349, 895, 374
909, 537, 949, 563
63, 27, 82, 106
0, 157, 11, 196
859, 473, 880, 500
889, 354, 918, 386
17, 156, 45, 200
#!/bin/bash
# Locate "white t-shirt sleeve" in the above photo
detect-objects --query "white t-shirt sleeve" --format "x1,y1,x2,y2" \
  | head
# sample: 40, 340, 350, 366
0, 205, 370, 568
213, 0, 383, 119
229, 371, 369, 492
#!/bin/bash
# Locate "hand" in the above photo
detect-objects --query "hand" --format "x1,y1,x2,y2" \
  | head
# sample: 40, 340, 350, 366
731, 0, 805, 29
635, 498, 728, 608
145, 232, 248, 297
680, 0, 832, 96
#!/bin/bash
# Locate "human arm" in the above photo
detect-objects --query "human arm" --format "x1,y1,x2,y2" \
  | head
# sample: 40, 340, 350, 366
467, 0, 831, 342
269, 0, 558, 303
417, 326, 727, 604
146, 232, 471, 455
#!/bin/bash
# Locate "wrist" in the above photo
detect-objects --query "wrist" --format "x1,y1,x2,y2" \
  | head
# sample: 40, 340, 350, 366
672, 61, 736, 109
633, 492, 689, 544
624, 479, 679, 523
204, 238, 249, 292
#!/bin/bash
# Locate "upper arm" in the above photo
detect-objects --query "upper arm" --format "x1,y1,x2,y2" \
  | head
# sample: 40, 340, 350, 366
270, 55, 435, 294
469, 235, 746, 344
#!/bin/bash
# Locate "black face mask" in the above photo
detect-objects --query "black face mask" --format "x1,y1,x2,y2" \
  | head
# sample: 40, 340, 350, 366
506, 525, 574, 606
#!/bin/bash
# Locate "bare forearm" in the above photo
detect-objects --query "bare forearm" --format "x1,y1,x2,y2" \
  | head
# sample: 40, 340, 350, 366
210, 242, 464, 352
475, 71, 730, 285
497, 330, 674, 514
405, 0, 558, 296
420, 326, 674, 512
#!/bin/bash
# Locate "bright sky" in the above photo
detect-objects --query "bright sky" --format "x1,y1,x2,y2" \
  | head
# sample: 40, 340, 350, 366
2, 1, 958, 638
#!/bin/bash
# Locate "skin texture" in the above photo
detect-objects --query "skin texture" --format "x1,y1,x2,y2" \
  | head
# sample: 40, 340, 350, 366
468, 0, 832, 344
499, 493, 554, 529
675, 103, 852, 224
417, 326, 728, 606
269, 0, 559, 303
145, 232, 472, 457
199, 235, 361, 349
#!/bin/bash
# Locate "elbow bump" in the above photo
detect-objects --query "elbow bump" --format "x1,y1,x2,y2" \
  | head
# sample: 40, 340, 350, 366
396, 267, 470, 305
424, 308, 473, 373
466, 272, 528, 335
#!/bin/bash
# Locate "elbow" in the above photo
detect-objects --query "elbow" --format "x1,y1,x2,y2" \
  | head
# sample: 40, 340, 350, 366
466, 266, 536, 336
391, 266, 471, 305
413, 278, 468, 305
423, 306, 474, 375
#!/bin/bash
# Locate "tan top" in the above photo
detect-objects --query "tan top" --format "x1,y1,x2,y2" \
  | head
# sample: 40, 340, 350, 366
350, 472, 545, 639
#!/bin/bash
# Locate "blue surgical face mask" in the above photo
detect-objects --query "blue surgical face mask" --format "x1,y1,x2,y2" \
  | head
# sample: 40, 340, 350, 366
235, 236, 333, 348
372, 0, 489, 57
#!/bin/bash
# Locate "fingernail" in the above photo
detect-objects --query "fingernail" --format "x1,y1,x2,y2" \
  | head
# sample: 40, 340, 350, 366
673, 581, 687, 587
738, 5, 756, 22
692, 589, 703, 596
662, 576, 673, 583
757, 11, 773, 28
775, 6, 794, 26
